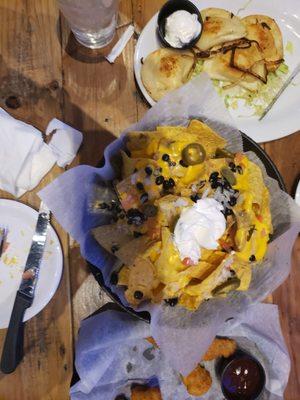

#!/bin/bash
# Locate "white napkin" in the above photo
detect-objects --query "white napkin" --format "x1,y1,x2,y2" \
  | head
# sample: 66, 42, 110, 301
0, 108, 83, 197
106, 25, 135, 64
46, 118, 83, 168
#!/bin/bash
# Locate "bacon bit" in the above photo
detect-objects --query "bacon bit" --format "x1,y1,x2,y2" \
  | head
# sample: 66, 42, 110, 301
182, 257, 194, 267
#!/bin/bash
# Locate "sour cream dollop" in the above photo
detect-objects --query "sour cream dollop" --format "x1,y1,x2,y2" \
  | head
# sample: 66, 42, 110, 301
164, 10, 201, 48
174, 198, 226, 264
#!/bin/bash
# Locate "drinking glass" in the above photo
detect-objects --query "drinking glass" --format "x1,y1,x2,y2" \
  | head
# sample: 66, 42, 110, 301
58, 0, 119, 49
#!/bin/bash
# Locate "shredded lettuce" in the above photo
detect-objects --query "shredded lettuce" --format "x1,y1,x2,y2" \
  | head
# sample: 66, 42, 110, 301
278, 63, 289, 74
192, 59, 204, 76
285, 41, 294, 55
192, 61, 290, 117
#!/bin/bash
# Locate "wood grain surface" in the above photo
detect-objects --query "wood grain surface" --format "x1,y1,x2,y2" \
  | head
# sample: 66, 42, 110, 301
0, 1, 299, 399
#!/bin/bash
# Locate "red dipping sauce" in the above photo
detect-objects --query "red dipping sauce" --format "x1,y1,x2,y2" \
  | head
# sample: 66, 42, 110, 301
221, 356, 266, 400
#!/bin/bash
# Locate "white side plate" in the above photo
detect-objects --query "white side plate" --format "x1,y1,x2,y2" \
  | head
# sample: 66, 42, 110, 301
0, 199, 63, 329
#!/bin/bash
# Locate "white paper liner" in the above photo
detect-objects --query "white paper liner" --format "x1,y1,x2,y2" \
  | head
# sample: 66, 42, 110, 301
39, 74, 300, 375
70, 303, 290, 400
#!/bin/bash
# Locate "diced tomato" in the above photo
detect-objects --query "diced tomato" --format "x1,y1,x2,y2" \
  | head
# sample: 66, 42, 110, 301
219, 239, 233, 252
182, 257, 194, 267
256, 214, 263, 223
121, 193, 139, 211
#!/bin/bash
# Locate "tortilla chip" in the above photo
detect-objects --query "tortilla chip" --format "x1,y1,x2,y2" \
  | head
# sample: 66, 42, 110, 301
178, 260, 219, 281
118, 265, 130, 286
179, 293, 200, 310
231, 257, 252, 291
155, 195, 192, 230
120, 151, 159, 179
155, 227, 187, 284
184, 255, 233, 299
156, 126, 209, 154
156, 125, 188, 138
125, 131, 160, 158
116, 177, 141, 211
212, 277, 241, 296
180, 164, 206, 186
92, 222, 133, 255
234, 209, 252, 251
261, 187, 272, 233
115, 236, 154, 266
125, 256, 161, 305
247, 160, 265, 206
234, 154, 265, 208
116, 171, 161, 211
188, 119, 227, 156
142, 240, 162, 263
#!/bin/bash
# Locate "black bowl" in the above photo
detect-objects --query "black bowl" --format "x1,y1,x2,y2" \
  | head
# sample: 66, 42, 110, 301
157, 0, 203, 49
89, 132, 286, 323
216, 349, 266, 400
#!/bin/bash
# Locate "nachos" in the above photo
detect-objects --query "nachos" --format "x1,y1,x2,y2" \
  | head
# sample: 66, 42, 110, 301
93, 120, 272, 311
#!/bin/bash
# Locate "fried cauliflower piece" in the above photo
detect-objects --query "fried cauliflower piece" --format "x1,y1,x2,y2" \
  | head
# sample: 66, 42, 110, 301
131, 386, 162, 400
182, 365, 212, 396
202, 338, 237, 361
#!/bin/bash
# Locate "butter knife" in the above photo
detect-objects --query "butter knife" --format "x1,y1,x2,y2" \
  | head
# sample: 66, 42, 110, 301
259, 63, 300, 121
0, 202, 50, 374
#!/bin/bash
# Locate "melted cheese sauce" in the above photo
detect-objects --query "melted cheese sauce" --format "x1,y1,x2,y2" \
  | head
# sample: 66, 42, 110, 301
233, 156, 271, 262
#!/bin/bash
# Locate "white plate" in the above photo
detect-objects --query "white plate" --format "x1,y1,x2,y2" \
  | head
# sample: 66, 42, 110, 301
0, 199, 63, 329
134, 0, 300, 143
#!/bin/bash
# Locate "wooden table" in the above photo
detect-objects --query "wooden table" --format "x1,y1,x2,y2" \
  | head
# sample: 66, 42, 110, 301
0, 1, 299, 399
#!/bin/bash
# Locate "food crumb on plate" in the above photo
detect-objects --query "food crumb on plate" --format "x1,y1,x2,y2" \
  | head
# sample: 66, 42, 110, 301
2, 254, 19, 266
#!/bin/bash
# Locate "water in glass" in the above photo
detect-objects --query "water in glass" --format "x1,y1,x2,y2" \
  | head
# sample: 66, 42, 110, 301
58, 0, 119, 49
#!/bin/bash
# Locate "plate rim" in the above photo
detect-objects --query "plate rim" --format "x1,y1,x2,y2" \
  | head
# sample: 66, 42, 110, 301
0, 199, 63, 329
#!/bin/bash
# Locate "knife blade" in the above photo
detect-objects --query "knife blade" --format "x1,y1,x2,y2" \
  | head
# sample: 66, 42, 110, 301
19, 202, 50, 298
259, 63, 300, 121
0, 202, 50, 374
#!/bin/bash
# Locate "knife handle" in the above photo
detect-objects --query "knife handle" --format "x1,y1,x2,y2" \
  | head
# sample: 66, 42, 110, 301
0, 292, 32, 374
